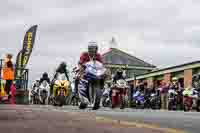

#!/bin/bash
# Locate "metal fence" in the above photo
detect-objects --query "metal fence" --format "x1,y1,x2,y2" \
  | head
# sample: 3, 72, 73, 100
0, 59, 29, 91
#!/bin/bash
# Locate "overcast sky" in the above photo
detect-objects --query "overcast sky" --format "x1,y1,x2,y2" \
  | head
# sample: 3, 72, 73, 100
1, 0, 200, 82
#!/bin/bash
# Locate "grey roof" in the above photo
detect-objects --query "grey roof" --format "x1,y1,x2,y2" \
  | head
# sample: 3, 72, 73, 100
102, 48, 156, 68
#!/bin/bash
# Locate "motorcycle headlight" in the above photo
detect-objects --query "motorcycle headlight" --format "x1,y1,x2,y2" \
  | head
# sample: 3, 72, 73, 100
64, 81, 70, 87
54, 84, 59, 88
54, 81, 60, 86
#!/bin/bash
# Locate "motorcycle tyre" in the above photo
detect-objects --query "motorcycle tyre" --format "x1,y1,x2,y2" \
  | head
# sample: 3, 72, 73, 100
120, 95, 125, 109
58, 96, 65, 107
196, 100, 200, 112
184, 104, 190, 112
79, 102, 87, 109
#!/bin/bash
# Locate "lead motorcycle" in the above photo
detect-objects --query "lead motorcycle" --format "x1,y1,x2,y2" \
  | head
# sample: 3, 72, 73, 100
111, 79, 129, 109
78, 60, 106, 110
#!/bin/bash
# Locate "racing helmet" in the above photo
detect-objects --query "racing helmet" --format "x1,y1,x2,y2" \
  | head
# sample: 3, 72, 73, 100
116, 68, 123, 75
88, 41, 98, 55
172, 77, 178, 81
60, 61, 67, 69
42, 72, 48, 78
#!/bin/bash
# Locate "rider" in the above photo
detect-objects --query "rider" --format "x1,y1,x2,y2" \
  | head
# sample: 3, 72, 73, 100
112, 68, 125, 84
79, 41, 103, 65
39, 72, 50, 84
31, 79, 40, 94
171, 77, 179, 89
78, 42, 104, 109
50, 62, 70, 95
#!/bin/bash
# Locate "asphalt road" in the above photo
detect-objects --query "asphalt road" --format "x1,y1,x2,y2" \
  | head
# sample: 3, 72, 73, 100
0, 105, 199, 133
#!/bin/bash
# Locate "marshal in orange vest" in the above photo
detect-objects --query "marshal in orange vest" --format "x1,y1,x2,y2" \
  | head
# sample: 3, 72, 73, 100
2, 58, 14, 80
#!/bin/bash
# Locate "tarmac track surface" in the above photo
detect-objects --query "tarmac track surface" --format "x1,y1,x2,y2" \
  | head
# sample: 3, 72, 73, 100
0, 105, 196, 133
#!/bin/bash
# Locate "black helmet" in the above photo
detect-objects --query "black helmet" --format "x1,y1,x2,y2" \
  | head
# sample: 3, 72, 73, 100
193, 75, 198, 82
60, 62, 66, 68
88, 41, 98, 55
116, 68, 123, 75
42, 72, 48, 78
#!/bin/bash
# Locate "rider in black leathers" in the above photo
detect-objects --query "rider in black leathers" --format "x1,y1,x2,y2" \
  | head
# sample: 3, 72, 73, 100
50, 62, 70, 95
39, 72, 50, 84
112, 68, 125, 84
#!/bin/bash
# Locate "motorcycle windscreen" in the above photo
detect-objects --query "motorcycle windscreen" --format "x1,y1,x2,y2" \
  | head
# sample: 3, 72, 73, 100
40, 81, 49, 89
85, 64, 105, 79
116, 80, 127, 88
133, 91, 140, 97
137, 96, 145, 101
56, 73, 67, 80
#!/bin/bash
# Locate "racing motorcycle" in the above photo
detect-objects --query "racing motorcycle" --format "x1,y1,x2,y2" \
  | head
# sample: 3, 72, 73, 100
183, 88, 197, 112
111, 79, 129, 109
78, 60, 106, 110
195, 89, 200, 112
132, 90, 146, 109
38, 81, 50, 105
101, 88, 111, 107
29, 84, 40, 104
52, 73, 71, 106
149, 91, 161, 110
168, 89, 178, 110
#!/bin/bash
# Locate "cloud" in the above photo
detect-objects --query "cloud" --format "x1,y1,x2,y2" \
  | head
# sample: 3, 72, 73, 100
1, 0, 200, 83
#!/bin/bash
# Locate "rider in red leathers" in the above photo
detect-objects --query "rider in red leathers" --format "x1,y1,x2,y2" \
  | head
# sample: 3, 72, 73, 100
77, 42, 105, 109
79, 42, 103, 65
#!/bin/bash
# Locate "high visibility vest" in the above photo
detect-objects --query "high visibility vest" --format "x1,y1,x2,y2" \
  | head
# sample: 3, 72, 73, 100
2, 60, 14, 80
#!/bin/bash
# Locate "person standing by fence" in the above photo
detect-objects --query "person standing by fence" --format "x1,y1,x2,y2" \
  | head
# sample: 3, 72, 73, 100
2, 54, 14, 99
160, 82, 169, 110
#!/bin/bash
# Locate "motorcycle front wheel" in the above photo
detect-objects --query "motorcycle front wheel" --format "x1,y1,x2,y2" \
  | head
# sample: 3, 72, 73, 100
196, 100, 200, 112
120, 95, 125, 109
59, 96, 65, 107
184, 104, 190, 112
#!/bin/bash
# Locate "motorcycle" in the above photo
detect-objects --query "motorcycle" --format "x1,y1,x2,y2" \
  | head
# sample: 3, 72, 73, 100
52, 73, 71, 107
149, 91, 161, 110
183, 88, 197, 112
168, 89, 178, 110
132, 90, 146, 109
196, 89, 200, 112
29, 85, 40, 104
111, 79, 129, 109
78, 60, 106, 110
101, 88, 111, 107
38, 81, 50, 105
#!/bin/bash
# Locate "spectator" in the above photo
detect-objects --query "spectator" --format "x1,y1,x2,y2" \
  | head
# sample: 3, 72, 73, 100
160, 81, 169, 110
